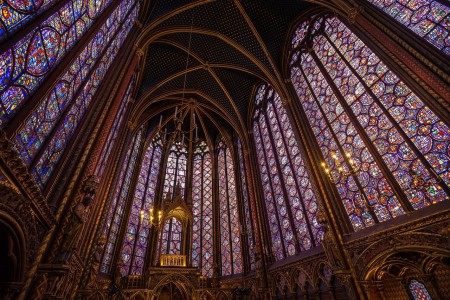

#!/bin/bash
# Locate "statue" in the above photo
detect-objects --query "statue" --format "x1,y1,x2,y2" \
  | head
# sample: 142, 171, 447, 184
87, 235, 106, 288
57, 175, 98, 263
114, 258, 124, 287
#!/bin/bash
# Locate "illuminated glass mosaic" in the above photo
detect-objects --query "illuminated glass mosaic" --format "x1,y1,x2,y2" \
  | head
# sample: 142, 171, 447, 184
191, 141, 214, 277
368, 0, 449, 55
253, 84, 323, 260
218, 139, 243, 276
121, 137, 162, 275
409, 279, 433, 300
15, 0, 139, 189
289, 14, 449, 231
0, 0, 114, 125
101, 129, 142, 274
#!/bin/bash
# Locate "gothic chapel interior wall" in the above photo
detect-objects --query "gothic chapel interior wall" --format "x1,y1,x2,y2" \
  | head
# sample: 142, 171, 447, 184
0, 0, 449, 299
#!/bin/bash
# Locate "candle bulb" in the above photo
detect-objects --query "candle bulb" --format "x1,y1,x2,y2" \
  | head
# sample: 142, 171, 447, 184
159, 115, 162, 127
195, 127, 198, 139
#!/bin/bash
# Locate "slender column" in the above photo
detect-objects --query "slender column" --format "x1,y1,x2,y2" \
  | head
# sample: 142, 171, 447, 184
246, 129, 272, 288
282, 74, 367, 299
78, 52, 140, 260
146, 137, 171, 268
109, 131, 146, 272
18, 24, 138, 300
232, 136, 249, 273
211, 146, 220, 287
45, 37, 140, 201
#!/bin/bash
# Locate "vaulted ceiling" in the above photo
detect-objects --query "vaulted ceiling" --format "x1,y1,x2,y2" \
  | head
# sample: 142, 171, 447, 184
132, 0, 313, 142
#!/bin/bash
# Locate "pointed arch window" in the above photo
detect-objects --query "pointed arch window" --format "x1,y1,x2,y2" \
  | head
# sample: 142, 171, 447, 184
163, 141, 188, 198
218, 139, 243, 276
13, 0, 139, 189
367, 0, 449, 55
101, 128, 143, 274
0, 0, 115, 125
191, 141, 214, 277
289, 14, 449, 231
409, 279, 433, 300
253, 84, 323, 261
120, 136, 163, 275
159, 217, 182, 255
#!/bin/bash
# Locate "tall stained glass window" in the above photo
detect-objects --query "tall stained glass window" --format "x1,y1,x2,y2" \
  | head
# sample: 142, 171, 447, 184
0, 0, 114, 125
253, 84, 322, 261
218, 138, 243, 276
191, 141, 214, 277
367, 0, 449, 55
409, 279, 433, 300
159, 217, 182, 255
120, 136, 162, 275
162, 141, 187, 198
101, 128, 142, 274
289, 14, 449, 231
95, 77, 134, 180
14, 0, 139, 189
237, 138, 255, 270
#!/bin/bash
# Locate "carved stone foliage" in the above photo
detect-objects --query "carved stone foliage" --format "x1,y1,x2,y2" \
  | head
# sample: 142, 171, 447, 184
0, 129, 54, 227
267, 252, 334, 295
36, 252, 84, 300
0, 186, 46, 268
347, 213, 450, 281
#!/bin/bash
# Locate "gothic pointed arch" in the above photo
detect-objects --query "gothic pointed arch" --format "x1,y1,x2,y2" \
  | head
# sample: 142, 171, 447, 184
288, 12, 450, 231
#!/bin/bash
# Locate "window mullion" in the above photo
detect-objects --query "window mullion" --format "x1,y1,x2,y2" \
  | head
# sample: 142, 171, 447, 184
255, 119, 287, 258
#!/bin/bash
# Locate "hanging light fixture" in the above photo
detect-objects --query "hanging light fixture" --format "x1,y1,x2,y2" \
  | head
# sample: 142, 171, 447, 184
157, 11, 197, 144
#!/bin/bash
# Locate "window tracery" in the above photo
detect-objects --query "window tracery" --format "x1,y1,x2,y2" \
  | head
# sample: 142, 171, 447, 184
101, 128, 142, 274
0, 0, 115, 125
367, 0, 449, 55
120, 136, 162, 275
289, 14, 449, 231
218, 138, 243, 275
253, 84, 323, 261
13, 0, 139, 188
192, 141, 214, 277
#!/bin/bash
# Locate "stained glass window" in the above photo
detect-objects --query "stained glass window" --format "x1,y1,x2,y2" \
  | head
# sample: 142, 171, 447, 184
101, 128, 142, 274
191, 141, 214, 277
253, 84, 323, 261
162, 141, 187, 198
159, 217, 182, 255
237, 138, 255, 270
95, 77, 134, 180
367, 0, 449, 55
409, 279, 433, 300
218, 139, 243, 276
289, 14, 449, 231
0, 0, 114, 125
14, 0, 139, 189
120, 137, 162, 275
0, 0, 58, 41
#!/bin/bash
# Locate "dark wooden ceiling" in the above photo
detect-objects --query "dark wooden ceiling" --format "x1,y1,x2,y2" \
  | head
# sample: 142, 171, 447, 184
133, 0, 312, 141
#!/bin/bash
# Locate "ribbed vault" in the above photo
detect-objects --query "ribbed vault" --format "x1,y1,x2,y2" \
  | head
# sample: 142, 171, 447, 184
132, 0, 314, 142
